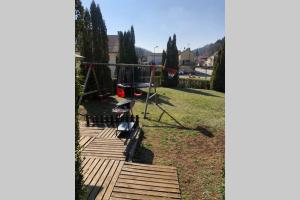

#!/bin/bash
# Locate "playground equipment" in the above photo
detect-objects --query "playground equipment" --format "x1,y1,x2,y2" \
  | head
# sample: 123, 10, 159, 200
78, 63, 163, 119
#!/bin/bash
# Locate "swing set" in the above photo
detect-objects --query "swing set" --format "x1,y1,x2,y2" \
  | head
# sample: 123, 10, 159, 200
77, 62, 177, 119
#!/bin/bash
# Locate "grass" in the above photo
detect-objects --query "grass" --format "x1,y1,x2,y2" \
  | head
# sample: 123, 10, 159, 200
79, 87, 224, 200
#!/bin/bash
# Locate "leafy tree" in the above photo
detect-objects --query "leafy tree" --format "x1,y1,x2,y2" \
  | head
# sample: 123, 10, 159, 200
210, 43, 225, 92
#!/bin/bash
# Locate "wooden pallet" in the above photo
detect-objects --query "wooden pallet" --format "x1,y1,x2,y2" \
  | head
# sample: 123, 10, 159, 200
80, 126, 141, 161
82, 157, 125, 200
111, 162, 181, 200
79, 125, 181, 199
82, 159, 181, 200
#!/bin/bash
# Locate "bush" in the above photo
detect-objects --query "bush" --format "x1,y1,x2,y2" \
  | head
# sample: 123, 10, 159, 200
75, 64, 85, 200
178, 78, 210, 89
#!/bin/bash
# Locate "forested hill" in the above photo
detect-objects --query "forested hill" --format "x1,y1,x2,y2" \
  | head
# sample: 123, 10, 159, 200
193, 37, 225, 57
135, 46, 152, 57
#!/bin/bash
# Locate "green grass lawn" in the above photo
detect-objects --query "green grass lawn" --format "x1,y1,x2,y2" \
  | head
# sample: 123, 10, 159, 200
80, 87, 224, 200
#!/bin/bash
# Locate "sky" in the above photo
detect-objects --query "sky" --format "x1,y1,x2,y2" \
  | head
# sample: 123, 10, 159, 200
81, 0, 224, 53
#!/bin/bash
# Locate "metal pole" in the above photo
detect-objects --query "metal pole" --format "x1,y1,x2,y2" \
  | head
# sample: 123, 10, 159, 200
144, 67, 155, 119
77, 66, 92, 106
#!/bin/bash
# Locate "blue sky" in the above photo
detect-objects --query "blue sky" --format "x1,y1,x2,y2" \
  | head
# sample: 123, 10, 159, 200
81, 0, 224, 53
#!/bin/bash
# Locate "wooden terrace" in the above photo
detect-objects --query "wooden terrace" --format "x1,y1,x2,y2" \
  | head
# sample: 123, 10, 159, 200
79, 119, 181, 200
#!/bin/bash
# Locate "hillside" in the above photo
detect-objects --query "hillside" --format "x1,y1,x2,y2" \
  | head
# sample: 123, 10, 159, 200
135, 46, 152, 57
193, 37, 225, 57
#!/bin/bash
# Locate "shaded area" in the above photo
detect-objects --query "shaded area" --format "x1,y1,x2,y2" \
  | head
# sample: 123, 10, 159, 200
135, 90, 175, 107
144, 104, 215, 138
83, 185, 102, 200
132, 130, 154, 164
170, 87, 222, 97
81, 97, 118, 115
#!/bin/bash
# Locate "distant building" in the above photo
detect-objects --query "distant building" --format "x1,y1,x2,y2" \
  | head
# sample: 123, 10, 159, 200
108, 35, 119, 76
147, 53, 162, 65
179, 48, 195, 65
196, 51, 218, 67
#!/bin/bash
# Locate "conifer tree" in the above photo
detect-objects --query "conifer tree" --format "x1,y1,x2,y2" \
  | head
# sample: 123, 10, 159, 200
162, 34, 179, 87
75, 0, 84, 52
162, 50, 167, 65
210, 44, 225, 92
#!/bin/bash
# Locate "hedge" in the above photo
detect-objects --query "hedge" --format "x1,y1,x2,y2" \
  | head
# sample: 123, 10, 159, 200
178, 78, 210, 89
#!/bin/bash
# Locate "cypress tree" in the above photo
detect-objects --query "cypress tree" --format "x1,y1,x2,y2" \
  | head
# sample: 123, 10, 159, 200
82, 9, 93, 62
75, 0, 84, 52
162, 34, 179, 87
210, 44, 225, 92
162, 50, 167, 65
96, 4, 112, 91
116, 27, 138, 85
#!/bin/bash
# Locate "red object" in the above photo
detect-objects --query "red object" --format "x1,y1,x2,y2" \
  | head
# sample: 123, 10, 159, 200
116, 87, 125, 98
134, 92, 142, 97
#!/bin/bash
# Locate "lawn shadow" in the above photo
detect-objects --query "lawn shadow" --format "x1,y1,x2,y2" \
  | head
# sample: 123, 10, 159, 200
144, 116, 215, 138
170, 88, 222, 97
135, 90, 174, 107
132, 130, 154, 164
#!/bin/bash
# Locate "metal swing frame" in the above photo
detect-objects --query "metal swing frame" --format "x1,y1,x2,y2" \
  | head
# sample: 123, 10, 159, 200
77, 62, 163, 119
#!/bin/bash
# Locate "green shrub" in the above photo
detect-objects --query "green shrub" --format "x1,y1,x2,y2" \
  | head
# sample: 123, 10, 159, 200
75, 62, 85, 200
178, 78, 210, 89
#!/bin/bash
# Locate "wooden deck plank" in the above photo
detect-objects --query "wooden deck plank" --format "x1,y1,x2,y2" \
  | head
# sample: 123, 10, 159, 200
115, 182, 180, 193
95, 160, 120, 200
84, 158, 100, 177
120, 171, 178, 181
111, 192, 179, 200
122, 167, 177, 177
124, 164, 177, 173
99, 129, 109, 138
117, 178, 179, 189
88, 160, 115, 200
102, 128, 115, 138
84, 148, 126, 152
112, 187, 181, 199
118, 175, 179, 185
125, 162, 176, 170
98, 128, 111, 138
84, 159, 105, 185
102, 161, 125, 200
86, 159, 109, 197
82, 158, 96, 172
81, 157, 91, 169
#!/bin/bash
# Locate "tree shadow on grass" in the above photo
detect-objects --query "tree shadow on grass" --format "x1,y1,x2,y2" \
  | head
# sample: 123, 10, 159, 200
133, 90, 174, 107
170, 87, 222, 98
144, 117, 215, 138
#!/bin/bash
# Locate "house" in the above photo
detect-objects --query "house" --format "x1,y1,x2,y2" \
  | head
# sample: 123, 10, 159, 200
196, 51, 218, 67
179, 48, 195, 65
146, 53, 162, 65
108, 35, 119, 76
